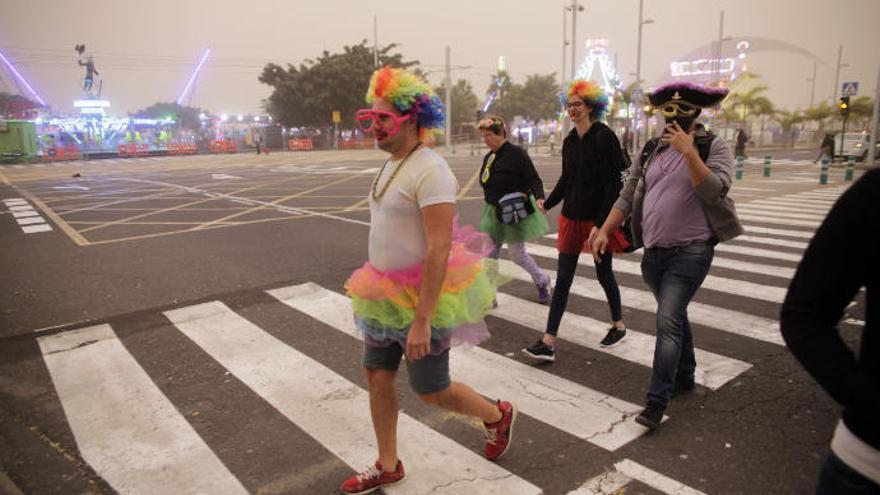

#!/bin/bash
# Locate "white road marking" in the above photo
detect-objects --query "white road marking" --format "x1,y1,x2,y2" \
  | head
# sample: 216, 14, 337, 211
38, 325, 249, 495
166, 301, 542, 494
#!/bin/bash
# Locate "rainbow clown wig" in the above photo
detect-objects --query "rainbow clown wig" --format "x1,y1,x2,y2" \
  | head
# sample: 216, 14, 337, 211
560, 79, 610, 120
366, 66, 445, 137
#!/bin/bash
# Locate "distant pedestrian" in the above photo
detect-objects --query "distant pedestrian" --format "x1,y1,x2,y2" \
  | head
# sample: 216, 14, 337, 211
781, 168, 880, 495
735, 127, 748, 158
815, 133, 834, 163
476, 114, 551, 305
254, 133, 262, 155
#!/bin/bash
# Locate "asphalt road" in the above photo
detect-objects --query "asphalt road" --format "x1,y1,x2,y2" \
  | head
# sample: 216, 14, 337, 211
0, 146, 867, 494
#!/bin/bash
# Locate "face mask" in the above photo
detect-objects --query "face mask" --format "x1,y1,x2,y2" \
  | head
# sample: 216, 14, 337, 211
665, 116, 695, 132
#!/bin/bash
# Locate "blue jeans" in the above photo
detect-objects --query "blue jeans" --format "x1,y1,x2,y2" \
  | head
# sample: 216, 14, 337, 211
640, 242, 714, 408
816, 452, 880, 495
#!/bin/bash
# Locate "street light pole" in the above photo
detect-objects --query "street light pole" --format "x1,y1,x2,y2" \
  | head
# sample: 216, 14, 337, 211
562, 7, 569, 87
634, 0, 653, 150
713, 11, 724, 86
868, 62, 879, 168
445, 46, 452, 149
373, 15, 379, 68
808, 62, 817, 107
832, 45, 847, 102
570, 0, 583, 81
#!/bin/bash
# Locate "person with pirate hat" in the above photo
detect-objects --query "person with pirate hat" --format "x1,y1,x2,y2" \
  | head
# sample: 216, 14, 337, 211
592, 82, 743, 431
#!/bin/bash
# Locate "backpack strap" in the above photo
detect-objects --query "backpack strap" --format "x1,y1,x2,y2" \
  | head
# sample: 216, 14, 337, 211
639, 138, 661, 169
694, 132, 716, 163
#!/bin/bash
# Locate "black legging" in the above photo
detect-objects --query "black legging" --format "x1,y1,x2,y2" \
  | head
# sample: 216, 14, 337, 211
545, 251, 622, 336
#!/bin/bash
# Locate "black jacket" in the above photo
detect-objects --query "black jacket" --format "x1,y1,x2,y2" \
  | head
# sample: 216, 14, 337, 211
479, 141, 545, 205
781, 168, 880, 449
544, 121, 626, 225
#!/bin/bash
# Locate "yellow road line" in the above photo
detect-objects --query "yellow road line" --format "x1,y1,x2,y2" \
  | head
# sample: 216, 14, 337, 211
194, 174, 363, 229
15, 189, 89, 246
77, 175, 306, 233
84, 205, 369, 246
456, 166, 481, 200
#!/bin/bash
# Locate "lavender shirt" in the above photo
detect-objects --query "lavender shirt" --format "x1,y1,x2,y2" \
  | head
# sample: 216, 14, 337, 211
641, 147, 713, 249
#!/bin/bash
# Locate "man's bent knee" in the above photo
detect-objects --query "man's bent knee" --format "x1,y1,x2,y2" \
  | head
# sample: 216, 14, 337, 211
365, 368, 396, 389
417, 384, 454, 407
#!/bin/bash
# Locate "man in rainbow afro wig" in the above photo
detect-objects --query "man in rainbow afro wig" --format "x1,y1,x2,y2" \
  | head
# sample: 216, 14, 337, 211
340, 66, 518, 494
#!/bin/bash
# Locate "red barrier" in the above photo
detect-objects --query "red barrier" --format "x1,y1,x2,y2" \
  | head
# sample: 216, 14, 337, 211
338, 139, 375, 150
288, 138, 314, 151
210, 140, 237, 154
42, 146, 81, 161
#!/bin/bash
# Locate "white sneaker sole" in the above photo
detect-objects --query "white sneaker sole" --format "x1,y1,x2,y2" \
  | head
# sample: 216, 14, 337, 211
600, 331, 626, 348
343, 476, 405, 495
521, 349, 555, 362
488, 403, 517, 461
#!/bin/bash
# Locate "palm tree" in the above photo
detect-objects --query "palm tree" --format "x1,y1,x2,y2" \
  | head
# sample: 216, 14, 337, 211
773, 109, 804, 148
849, 96, 875, 130
725, 85, 769, 126
802, 102, 835, 138
750, 96, 775, 145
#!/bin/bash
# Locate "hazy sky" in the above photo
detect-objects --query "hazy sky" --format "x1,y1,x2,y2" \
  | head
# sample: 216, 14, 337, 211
2, 0, 878, 116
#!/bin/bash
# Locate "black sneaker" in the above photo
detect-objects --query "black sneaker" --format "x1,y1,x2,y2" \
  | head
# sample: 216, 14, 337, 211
672, 375, 696, 396
635, 402, 665, 431
600, 327, 626, 347
522, 340, 555, 362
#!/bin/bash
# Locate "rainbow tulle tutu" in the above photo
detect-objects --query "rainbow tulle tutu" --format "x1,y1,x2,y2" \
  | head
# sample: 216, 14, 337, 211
345, 220, 497, 352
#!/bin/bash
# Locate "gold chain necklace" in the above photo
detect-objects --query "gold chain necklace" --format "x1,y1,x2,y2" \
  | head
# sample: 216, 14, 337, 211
371, 143, 422, 201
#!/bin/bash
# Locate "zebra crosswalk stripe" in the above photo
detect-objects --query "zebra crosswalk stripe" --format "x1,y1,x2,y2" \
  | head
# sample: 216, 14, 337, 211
165, 300, 542, 495
491, 292, 751, 390
713, 242, 804, 262
268, 282, 653, 452
736, 213, 820, 228
570, 459, 708, 495
739, 203, 828, 215
746, 199, 830, 212
736, 208, 826, 222
500, 259, 784, 346
741, 224, 814, 239
733, 235, 808, 250
525, 243, 787, 303
38, 324, 249, 495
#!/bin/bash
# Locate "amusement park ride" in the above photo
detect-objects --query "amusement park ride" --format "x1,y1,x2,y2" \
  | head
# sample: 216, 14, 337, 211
0, 44, 214, 159
479, 38, 752, 138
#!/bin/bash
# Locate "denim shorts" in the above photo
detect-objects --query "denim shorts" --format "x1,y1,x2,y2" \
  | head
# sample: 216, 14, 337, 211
363, 341, 451, 395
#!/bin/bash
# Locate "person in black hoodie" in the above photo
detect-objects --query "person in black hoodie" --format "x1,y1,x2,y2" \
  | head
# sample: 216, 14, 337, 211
781, 168, 880, 494
522, 79, 629, 363
477, 115, 552, 304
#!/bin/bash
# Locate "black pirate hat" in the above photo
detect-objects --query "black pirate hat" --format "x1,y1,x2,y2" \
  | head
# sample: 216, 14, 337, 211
648, 82, 729, 108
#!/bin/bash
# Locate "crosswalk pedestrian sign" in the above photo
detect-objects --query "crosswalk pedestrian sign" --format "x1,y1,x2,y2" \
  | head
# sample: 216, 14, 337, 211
841, 82, 859, 97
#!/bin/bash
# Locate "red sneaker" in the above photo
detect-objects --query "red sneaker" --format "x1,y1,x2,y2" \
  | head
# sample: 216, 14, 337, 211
339, 460, 405, 495
484, 400, 517, 461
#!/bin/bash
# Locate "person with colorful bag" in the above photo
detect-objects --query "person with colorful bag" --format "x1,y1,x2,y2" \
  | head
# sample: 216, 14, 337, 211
340, 67, 517, 495
476, 114, 551, 305
522, 79, 630, 364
